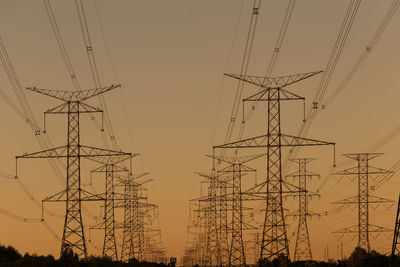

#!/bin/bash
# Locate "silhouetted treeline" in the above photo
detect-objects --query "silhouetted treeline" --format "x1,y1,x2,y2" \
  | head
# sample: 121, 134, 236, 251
0, 244, 168, 267
258, 247, 400, 267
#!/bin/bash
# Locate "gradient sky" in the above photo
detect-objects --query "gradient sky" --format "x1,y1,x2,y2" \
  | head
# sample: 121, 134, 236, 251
0, 0, 400, 262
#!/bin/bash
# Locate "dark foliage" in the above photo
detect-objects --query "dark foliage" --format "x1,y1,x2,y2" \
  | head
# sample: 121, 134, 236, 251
0, 244, 21, 264
0, 244, 399, 267
256, 247, 400, 267
0, 244, 168, 267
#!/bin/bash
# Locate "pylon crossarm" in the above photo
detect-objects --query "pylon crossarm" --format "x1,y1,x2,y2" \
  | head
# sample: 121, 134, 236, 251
282, 180, 306, 194
218, 164, 255, 173
281, 134, 334, 147
43, 189, 67, 202
194, 171, 215, 181
332, 196, 358, 205
81, 189, 105, 201
333, 225, 358, 234
17, 145, 68, 159
26, 84, 121, 102
286, 210, 320, 218
80, 145, 137, 164
45, 102, 68, 114
368, 224, 393, 233
241, 193, 267, 201
77, 102, 102, 113
334, 224, 392, 234
214, 134, 334, 148
333, 195, 394, 205
91, 164, 128, 173
243, 88, 305, 102
45, 102, 102, 114
224, 71, 322, 89
333, 166, 393, 175
207, 153, 266, 164
343, 153, 383, 161
115, 172, 150, 183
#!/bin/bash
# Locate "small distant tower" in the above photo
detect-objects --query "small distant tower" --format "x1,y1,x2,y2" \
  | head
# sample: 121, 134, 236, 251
333, 153, 393, 251
392, 194, 400, 257
286, 158, 319, 261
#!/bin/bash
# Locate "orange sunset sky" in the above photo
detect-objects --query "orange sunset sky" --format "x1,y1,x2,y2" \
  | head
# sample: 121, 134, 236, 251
0, 0, 400, 262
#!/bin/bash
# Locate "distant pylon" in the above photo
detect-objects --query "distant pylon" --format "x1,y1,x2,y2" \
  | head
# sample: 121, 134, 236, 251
119, 172, 150, 262
215, 71, 335, 261
90, 161, 136, 260
212, 153, 265, 267
333, 153, 393, 252
120, 176, 134, 261
16, 85, 132, 257
391, 194, 400, 257
196, 171, 221, 267
286, 158, 319, 261
219, 177, 229, 266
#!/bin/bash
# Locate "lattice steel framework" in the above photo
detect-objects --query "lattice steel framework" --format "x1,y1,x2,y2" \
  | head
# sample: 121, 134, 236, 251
333, 153, 393, 252
219, 178, 229, 266
90, 162, 135, 260
121, 177, 134, 261
212, 154, 265, 267
286, 158, 319, 261
196, 171, 221, 267
117, 173, 153, 262
16, 85, 131, 258
133, 183, 146, 261
215, 71, 335, 261
392, 194, 400, 257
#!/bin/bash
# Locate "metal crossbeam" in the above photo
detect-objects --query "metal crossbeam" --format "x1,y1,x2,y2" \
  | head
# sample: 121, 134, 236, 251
214, 134, 334, 149
224, 71, 322, 89
26, 84, 120, 102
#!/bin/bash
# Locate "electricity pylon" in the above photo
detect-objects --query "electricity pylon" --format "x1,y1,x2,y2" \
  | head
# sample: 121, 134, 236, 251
190, 193, 213, 266
333, 153, 393, 252
218, 177, 229, 266
195, 171, 221, 267
197, 169, 230, 266
286, 158, 319, 261
90, 160, 137, 260
118, 172, 150, 262
214, 71, 335, 261
16, 85, 132, 257
211, 153, 265, 267
392, 194, 400, 257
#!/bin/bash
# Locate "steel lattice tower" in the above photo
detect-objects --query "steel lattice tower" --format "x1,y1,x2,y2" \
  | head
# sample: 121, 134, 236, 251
333, 153, 393, 252
286, 158, 319, 261
16, 85, 132, 257
91, 162, 136, 260
215, 71, 335, 261
212, 154, 265, 267
392, 194, 400, 257
218, 178, 229, 266
119, 172, 150, 262
121, 177, 134, 261
196, 171, 221, 267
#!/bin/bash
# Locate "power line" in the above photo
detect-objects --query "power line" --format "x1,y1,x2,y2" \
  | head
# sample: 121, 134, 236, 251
283, 0, 362, 175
